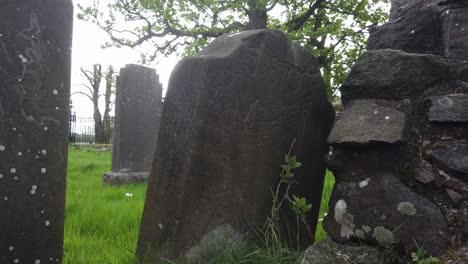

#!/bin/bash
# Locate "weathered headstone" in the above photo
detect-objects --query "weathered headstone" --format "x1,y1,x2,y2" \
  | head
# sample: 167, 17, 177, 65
313, 0, 468, 261
103, 64, 162, 184
137, 29, 335, 263
0, 0, 73, 262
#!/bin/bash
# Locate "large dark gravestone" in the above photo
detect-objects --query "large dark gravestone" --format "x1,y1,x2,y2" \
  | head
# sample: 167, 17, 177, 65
103, 64, 163, 184
0, 0, 73, 262
137, 29, 335, 263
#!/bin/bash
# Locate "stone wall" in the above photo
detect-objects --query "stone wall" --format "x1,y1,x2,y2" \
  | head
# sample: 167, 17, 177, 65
318, 0, 468, 262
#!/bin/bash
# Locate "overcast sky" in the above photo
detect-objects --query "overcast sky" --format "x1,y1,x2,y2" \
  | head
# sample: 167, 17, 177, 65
71, 0, 179, 116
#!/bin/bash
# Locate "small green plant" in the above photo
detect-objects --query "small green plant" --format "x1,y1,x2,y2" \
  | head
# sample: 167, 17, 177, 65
264, 140, 313, 249
411, 248, 440, 264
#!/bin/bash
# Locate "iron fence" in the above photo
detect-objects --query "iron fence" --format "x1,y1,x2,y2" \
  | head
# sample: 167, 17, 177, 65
69, 115, 114, 145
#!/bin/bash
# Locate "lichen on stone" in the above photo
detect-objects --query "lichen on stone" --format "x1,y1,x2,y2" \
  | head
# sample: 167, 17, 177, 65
373, 226, 396, 244
397, 202, 416, 216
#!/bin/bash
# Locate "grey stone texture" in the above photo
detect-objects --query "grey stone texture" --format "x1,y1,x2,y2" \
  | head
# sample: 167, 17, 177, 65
0, 0, 73, 262
340, 49, 448, 104
322, 0, 468, 260
103, 64, 162, 184
428, 94, 468, 123
328, 100, 406, 145
137, 29, 334, 263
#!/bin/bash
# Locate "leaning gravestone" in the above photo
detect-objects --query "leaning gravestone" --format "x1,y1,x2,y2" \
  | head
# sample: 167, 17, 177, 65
302, 0, 468, 262
0, 0, 73, 262
137, 29, 335, 263
103, 64, 163, 184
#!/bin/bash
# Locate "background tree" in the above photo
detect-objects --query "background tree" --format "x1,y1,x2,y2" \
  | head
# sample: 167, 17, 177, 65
78, 0, 389, 99
72, 64, 116, 143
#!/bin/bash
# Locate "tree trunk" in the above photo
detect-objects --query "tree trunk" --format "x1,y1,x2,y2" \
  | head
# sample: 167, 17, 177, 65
103, 66, 114, 143
247, 1, 268, 29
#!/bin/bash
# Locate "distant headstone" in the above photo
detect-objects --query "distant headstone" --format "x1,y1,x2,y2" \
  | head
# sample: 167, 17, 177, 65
103, 64, 162, 184
0, 0, 73, 262
137, 29, 335, 263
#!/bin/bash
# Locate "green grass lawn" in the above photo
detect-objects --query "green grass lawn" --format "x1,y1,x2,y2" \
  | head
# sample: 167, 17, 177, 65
64, 147, 334, 263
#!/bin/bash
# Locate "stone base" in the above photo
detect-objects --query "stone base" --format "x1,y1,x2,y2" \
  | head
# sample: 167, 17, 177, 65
103, 171, 150, 185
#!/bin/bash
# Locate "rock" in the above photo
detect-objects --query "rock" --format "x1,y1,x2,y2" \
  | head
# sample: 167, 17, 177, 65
425, 141, 468, 181
428, 94, 468, 123
323, 173, 451, 256
461, 212, 468, 242
445, 189, 464, 205
103, 64, 163, 185
442, 7, 468, 60
415, 160, 436, 184
368, 6, 442, 55
136, 29, 335, 263
328, 100, 406, 145
0, 0, 73, 262
300, 237, 393, 264
340, 49, 448, 104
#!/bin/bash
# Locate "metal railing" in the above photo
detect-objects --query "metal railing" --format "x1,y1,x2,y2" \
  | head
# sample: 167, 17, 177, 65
69, 115, 114, 145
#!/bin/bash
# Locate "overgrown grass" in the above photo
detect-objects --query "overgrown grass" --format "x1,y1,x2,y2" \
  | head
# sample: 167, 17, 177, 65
64, 147, 334, 263
64, 146, 146, 263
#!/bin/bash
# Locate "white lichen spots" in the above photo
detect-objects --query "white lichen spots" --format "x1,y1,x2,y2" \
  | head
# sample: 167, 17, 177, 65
359, 178, 370, 188
41, 168, 47, 173
41, 149, 47, 155
374, 110, 378, 115
50, 258, 53, 261
10, 168, 16, 173
32, 185, 37, 190
35, 259, 41, 264
411, 30, 415, 34
340, 226, 354, 239
438, 97, 453, 108
380, 214, 387, 220
45, 220, 50, 226
446, 10, 450, 14
12, 127, 16, 131
13, 176, 18, 180
44, 126, 48, 131
18, 78, 22, 82
0, 174, 3, 179
31, 190, 36, 195
55, 106, 60, 110
373, 226, 396, 244
397, 202, 416, 216
9, 246, 14, 251
41, 210, 44, 214
17, 152, 22, 156
158, 223, 164, 230
35, 155, 39, 159
355, 229, 365, 239
3, 197, 8, 201
0, 33, 3, 37
334, 200, 347, 223
53, 89, 58, 95
328, 150, 333, 156
0, 144, 5, 151
385, 116, 390, 120
14, 259, 19, 263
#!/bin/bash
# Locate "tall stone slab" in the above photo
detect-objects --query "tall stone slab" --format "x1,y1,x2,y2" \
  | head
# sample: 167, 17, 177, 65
0, 0, 73, 262
137, 29, 335, 263
103, 64, 162, 184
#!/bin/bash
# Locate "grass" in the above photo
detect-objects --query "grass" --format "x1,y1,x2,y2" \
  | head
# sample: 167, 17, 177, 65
64, 147, 335, 263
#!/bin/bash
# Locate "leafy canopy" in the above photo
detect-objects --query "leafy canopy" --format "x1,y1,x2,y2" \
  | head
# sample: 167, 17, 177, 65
78, 0, 389, 99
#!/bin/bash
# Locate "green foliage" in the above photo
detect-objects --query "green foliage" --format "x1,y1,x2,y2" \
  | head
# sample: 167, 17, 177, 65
78, 0, 390, 99
411, 248, 440, 264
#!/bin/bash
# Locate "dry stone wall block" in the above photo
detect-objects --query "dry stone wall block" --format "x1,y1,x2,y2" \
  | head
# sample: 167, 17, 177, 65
428, 94, 468, 123
340, 49, 448, 104
328, 100, 406, 145
442, 7, 468, 60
